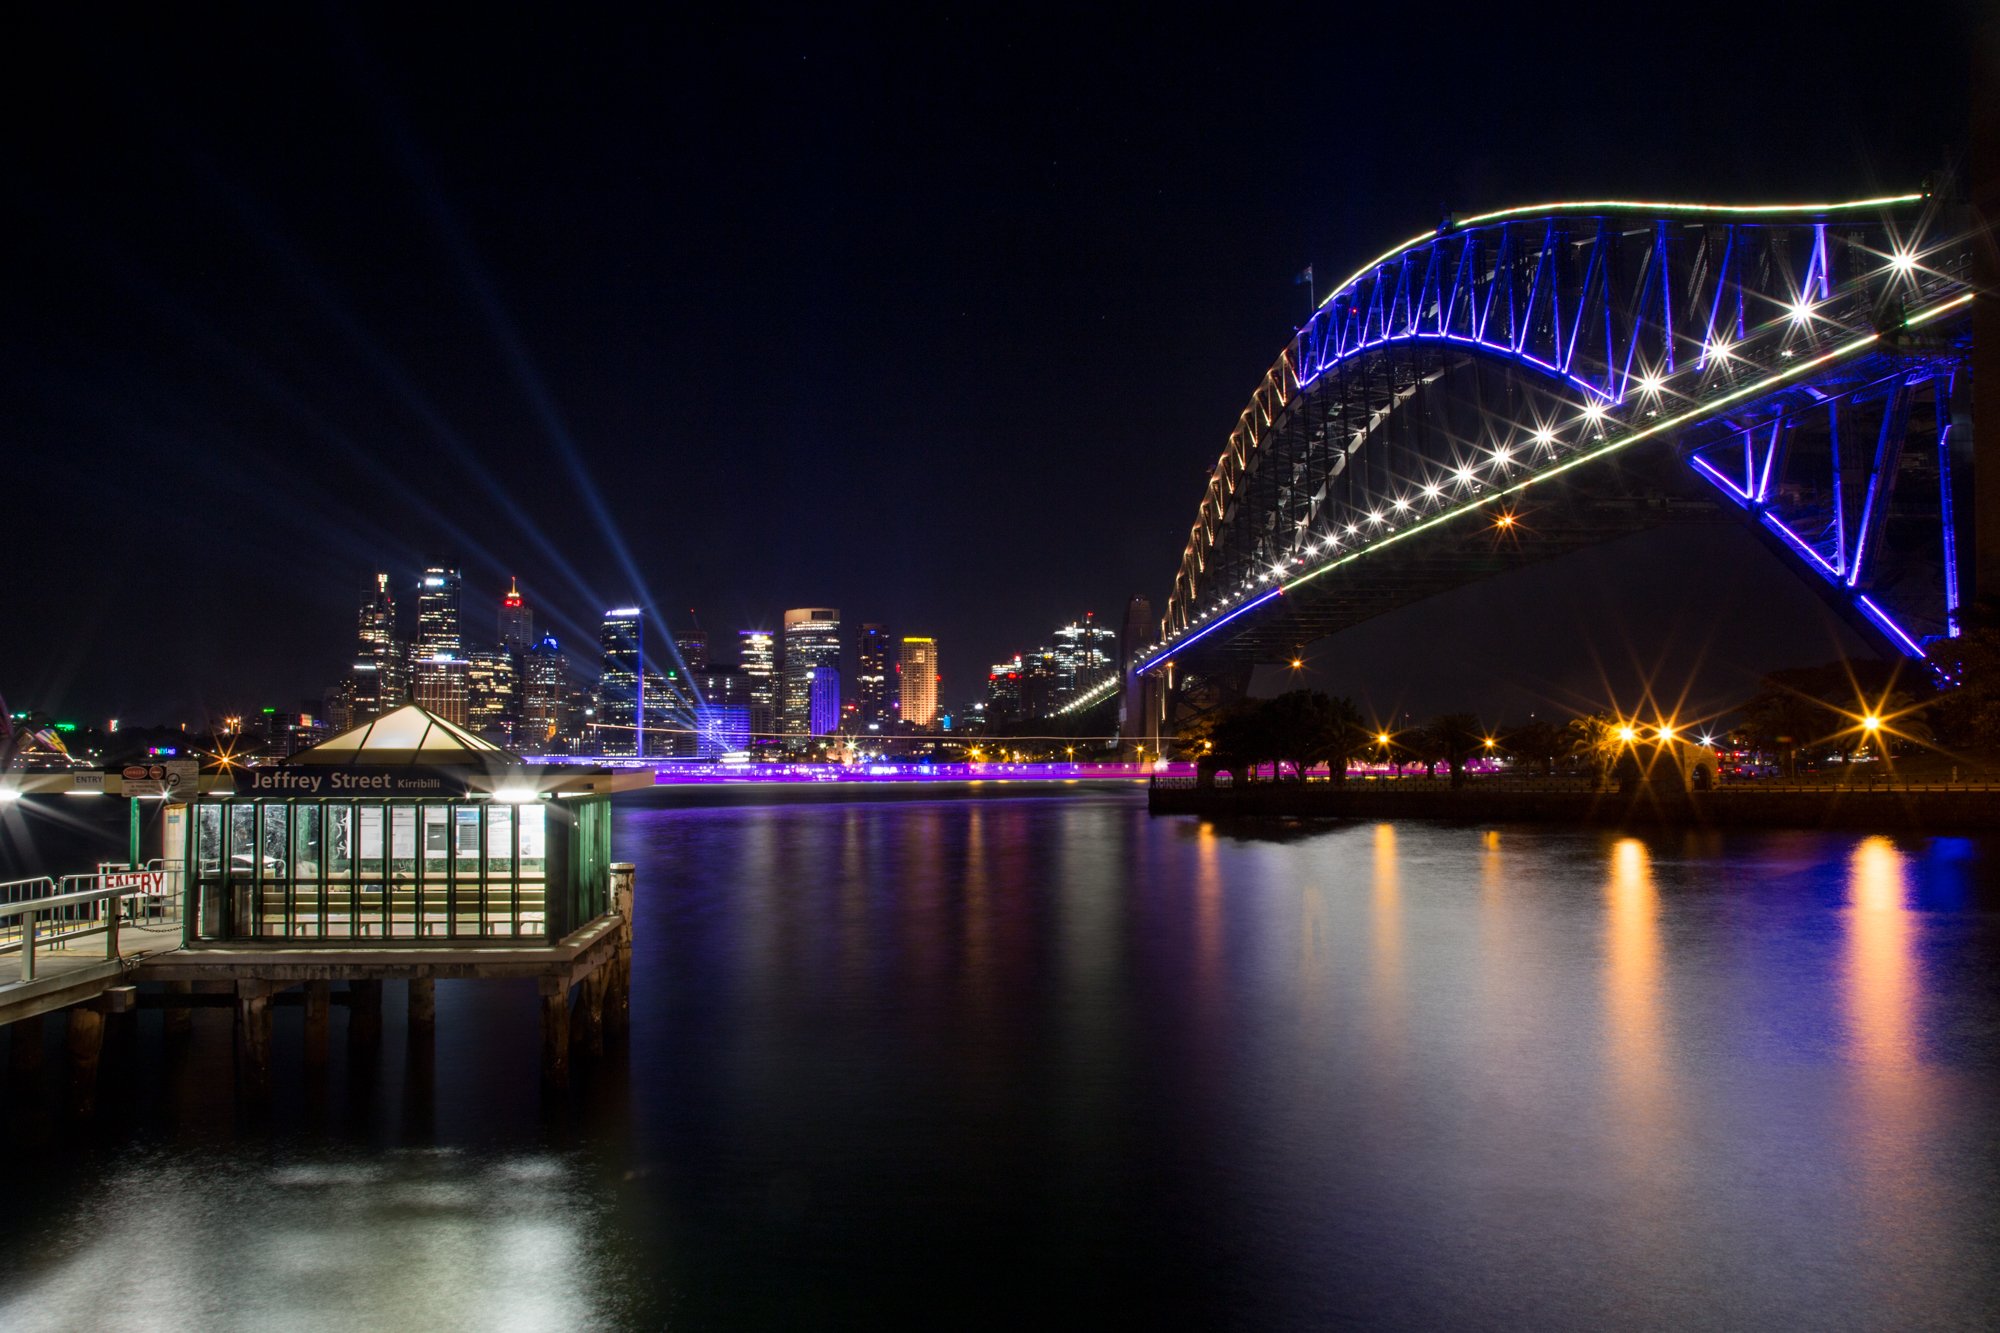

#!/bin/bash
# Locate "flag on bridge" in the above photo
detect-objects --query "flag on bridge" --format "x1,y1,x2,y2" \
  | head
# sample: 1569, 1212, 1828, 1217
1293, 265, 1313, 286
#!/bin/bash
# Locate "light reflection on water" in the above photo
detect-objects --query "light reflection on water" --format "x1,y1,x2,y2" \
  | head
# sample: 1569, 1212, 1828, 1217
0, 1149, 618, 1333
1, 792, 1996, 1328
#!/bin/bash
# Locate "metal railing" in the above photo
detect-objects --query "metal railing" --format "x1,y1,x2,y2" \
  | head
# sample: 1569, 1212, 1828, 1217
0, 862, 180, 984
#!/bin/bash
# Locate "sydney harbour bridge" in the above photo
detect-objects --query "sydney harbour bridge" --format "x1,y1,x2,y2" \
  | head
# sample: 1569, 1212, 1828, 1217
1096, 188, 1988, 745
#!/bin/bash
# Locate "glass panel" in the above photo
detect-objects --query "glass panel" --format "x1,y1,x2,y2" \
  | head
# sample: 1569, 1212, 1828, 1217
389, 806, 417, 938
518, 805, 546, 877
325, 804, 354, 940
228, 806, 258, 875
259, 805, 290, 937
196, 804, 222, 874
293, 804, 322, 938
485, 805, 514, 935
358, 805, 385, 938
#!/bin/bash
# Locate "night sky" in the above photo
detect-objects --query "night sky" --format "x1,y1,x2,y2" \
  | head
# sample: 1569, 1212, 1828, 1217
3, 8, 1973, 728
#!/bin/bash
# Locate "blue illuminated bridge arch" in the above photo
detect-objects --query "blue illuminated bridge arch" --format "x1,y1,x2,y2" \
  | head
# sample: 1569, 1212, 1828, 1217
1111, 192, 1979, 691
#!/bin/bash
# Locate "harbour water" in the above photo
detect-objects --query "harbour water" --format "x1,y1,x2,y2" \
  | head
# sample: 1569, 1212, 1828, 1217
2, 790, 1997, 1328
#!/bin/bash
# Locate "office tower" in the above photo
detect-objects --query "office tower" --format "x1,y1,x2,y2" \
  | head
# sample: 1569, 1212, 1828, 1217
1050, 612, 1117, 700
464, 648, 518, 743
351, 572, 406, 718
521, 634, 568, 751
899, 637, 939, 727
738, 630, 776, 707
411, 564, 464, 722
598, 607, 644, 757
781, 608, 841, 745
857, 623, 891, 726
416, 565, 462, 659
808, 665, 841, 740
987, 656, 1023, 723
673, 623, 708, 672
644, 665, 690, 758
1018, 650, 1062, 718
499, 577, 534, 655
412, 657, 469, 725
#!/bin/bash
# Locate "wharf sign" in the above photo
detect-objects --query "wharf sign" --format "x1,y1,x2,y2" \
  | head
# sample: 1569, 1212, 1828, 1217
99, 869, 167, 897
119, 759, 198, 798
239, 768, 468, 797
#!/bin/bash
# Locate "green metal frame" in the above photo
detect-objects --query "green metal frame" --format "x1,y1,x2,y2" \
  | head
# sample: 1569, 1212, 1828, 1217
181, 794, 610, 946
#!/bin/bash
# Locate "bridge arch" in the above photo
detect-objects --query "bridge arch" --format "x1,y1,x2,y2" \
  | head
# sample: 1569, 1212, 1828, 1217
1141, 193, 1977, 680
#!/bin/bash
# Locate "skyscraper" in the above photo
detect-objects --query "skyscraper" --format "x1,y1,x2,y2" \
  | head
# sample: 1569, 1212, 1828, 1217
416, 565, 462, 659
522, 634, 568, 751
781, 608, 841, 747
464, 648, 518, 743
598, 608, 644, 757
673, 623, 708, 672
411, 564, 465, 722
499, 577, 534, 655
808, 665, 841, 741
351, 572, 406, 719
738, 630, 776, 707
857, 623, 891, 726
898, 637, 939, 727
738, 629, 777, 751
1050, 612, 1116, 701
411, 657, 468, 725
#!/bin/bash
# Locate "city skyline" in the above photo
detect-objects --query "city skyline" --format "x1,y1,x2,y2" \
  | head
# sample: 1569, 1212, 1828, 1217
3, 10, 1969, 729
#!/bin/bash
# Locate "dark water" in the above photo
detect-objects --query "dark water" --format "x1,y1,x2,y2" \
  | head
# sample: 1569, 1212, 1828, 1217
3, 791, 1998, 1330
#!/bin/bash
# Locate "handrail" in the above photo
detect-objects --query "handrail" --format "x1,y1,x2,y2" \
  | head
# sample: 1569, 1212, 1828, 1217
1, 881, 159, 986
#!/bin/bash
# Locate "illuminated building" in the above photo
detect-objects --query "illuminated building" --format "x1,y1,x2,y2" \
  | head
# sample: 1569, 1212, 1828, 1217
809, 664, 841, 740
416, 564, 462, 659
673, 624, 708, 671
642, 669, 685, 757
987, 656, 1023, 723
696, 706, 752, 758
1050, 612, 1116, 700
858, 623, 891, 726
521, 634, 568, 752
737, 629, 778, 750
598, 608, 644, 757
1018, 650, 1062, 718
464, 648, 518, 743
499, 577, 534, 655
738, 630, 776, 708
411, 656, 468, 726
351, 572, 406, 719
782, 608, 841, 748
899, 637, 939, 727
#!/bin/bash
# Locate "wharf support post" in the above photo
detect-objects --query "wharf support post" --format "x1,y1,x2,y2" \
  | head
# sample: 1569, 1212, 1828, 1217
539, 978, 571, 1089
408, 977, 436, 1037
233, 981, 274, 1100
303, 981, 331, 1065
606, 862, 636, 1038
65, 1007, 104, 1117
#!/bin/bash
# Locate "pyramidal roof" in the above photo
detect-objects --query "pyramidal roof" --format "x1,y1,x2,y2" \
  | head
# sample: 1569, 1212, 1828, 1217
290, 704, 513, 766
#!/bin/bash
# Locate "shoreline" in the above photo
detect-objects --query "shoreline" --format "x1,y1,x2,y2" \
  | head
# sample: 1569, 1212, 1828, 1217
1148, 781, 2000, 832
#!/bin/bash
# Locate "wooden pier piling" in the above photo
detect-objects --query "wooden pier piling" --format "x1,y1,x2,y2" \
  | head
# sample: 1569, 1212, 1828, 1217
303, 981, 331, 1064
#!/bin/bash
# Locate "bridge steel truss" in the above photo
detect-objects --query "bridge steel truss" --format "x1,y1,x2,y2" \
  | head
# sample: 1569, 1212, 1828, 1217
1141, 194, 1978, 684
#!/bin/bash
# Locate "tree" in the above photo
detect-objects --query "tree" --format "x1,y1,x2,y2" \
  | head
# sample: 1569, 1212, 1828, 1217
1738, 686, 1841, 777
1260, 690, 1365, 781
1426, 712, 1487, 789
1206, 704, 1281, 782
1566, 713, 1623, 787
1504, 718, 1567, 777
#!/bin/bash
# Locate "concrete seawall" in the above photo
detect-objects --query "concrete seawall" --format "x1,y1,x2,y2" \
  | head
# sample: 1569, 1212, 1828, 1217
1148, 782, 2000, 832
